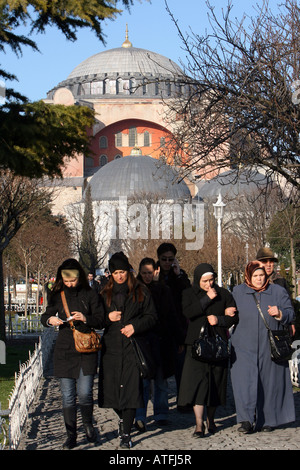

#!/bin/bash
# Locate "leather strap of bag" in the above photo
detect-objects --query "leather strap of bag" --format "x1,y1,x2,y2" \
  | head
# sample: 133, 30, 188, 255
61, 291, 75, 329
252, 293, 270, 331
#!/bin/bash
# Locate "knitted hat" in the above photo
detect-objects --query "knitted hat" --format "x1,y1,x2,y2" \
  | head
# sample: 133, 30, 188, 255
256, 247, 278, 262
109, 252, 130, 273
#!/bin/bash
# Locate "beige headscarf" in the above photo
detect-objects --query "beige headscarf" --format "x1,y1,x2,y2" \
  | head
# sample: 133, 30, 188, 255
61, 269, 79, 280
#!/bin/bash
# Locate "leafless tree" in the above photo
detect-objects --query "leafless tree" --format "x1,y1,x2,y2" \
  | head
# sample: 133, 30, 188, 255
164, 0, 300, 198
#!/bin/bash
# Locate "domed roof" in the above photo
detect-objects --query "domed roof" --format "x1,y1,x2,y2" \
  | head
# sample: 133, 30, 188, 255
196, 169, 269, 200
67, 46, 183, 81
88, 154, 191, 201
47, 30, 186, 101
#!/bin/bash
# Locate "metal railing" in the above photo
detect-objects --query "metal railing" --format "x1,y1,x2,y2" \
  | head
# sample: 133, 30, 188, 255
5, 315, 45, 337
6, 328, 56, 450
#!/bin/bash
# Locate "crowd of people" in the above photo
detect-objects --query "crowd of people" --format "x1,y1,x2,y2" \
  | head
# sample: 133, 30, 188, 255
41, 244, 296, 450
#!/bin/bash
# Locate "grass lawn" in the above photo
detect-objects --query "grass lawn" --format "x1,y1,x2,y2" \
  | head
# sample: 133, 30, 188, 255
0, 338, 38, 410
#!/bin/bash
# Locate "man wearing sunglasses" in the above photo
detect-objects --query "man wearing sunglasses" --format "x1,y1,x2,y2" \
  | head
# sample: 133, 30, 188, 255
156, 243, 191, 412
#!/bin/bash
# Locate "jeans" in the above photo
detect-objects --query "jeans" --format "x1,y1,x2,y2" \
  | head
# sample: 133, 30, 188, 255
60, 369, 94, 408
136, 365, 169, 422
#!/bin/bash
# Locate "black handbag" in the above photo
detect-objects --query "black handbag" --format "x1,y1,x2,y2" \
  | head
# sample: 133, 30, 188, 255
252, 294, 293, 363
130, 335, 157, 379
191, 320, 230, 363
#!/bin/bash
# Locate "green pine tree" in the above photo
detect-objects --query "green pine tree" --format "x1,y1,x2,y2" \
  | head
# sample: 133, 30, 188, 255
79, 185, 98, 274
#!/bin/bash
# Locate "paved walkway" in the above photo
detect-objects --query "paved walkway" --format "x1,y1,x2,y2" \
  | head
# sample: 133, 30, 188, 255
18, 367, 300, 452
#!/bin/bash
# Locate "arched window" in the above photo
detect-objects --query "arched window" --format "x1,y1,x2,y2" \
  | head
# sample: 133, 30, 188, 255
114, 154, 122, 159
99, 155, 108, 167
99, 136, 108, 148
103, 78, 110, 94
129, 127, 137, 147
115, 132, 122, 147
144, 131, 150, 147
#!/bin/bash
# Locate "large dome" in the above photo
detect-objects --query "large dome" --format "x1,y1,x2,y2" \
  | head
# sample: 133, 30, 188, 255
47, 33, 186, 101
67, 46, 183, 81
88, 153, 191, 201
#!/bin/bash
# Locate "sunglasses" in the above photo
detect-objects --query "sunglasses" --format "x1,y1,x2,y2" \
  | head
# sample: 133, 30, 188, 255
160, 257, 175, 262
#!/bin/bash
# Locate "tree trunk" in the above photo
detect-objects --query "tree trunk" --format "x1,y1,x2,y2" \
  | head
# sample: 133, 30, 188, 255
0, 251, 6, 342
290, 236, 296, 300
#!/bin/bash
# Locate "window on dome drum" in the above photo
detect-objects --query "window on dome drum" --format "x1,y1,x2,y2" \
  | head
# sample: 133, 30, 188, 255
114, 155, 121, 159
142, 80, 147, 95
116, 78, 123, 94
100, 136, 108, 148
160, 137, 166, 147
144, 131, 150, 147
115, 132, 122, 147
166, 80, 171, 96
129, 127, 137, 147
91, 81, 103, 94
100, 155, 108, 167
103, 79, 110, 94
81, 82, 91, 95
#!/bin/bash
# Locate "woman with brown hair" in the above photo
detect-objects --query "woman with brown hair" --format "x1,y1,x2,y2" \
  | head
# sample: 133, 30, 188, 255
231, 261, 295, 434
98, 252, 157, 449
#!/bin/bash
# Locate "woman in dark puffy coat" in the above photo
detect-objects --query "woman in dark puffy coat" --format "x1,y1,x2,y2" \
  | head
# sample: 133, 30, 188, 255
98, 252, 157, 449
178, 263, 238, 437
41, 258, 105, 449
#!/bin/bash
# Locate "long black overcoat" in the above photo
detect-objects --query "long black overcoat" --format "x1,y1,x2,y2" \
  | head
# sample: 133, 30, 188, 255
98, 285, 157, 410
178, 284, 238, 407
41, 286, 105, 378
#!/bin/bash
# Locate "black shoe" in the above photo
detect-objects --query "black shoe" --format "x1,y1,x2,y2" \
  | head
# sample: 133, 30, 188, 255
84, 424, 97, 443
80, 405, 97, 443
62, 407, 77, 449
261, 425, 273, 432
62, 436, 77, 450
193, 424, 205, 438
120, 434, 133, 449
134, 420, 146, 433
238, 421, 253, 434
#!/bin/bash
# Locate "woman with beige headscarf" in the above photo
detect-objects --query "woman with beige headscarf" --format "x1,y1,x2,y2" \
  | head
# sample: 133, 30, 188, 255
41, 258, 105, 449
231, 261, 295, 434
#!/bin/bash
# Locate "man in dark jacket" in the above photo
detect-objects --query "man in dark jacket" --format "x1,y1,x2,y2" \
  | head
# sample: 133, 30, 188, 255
87, 273, 100, 293
156, 243, 191, 410
256, 246, 295, 336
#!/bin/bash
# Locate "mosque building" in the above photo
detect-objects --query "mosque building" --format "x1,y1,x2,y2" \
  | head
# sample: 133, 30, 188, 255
43, 28, 205, 261
44, 27, 196, 213
44, 27, 268, 266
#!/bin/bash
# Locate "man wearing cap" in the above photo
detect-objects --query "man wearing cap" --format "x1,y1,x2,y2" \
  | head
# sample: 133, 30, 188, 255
256, 247, 289, 291
256, 247, 295, 336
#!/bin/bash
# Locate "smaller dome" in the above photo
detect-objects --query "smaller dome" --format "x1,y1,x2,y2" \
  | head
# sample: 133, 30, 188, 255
88, 155, 191, 201
197, 169, 269, 200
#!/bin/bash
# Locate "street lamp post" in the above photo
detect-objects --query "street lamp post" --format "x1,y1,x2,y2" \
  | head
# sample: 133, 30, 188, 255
213, 192, 226, 286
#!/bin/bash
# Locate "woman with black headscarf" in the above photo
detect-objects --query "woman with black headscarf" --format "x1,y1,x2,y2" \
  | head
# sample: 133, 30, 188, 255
98, 252, 157, 449
177, 263, 238, 437
231, 261, 295, 434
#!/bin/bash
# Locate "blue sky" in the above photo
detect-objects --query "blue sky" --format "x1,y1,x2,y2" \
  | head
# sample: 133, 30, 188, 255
2, 0, 272, 101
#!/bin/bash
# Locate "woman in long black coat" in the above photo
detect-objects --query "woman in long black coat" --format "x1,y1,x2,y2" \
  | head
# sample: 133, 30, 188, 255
41, 258, 105, 449
98, 252, 157, 449
178, 263, 238, 437
134, 257, 184, 430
